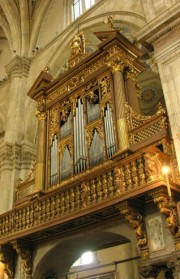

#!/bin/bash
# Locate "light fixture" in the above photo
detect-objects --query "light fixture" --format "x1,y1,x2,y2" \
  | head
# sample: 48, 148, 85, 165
162, 165, 172, 200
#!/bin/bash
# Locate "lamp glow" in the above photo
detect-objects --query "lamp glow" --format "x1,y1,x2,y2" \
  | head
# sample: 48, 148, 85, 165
162, 166, 172, 198
162, 166, 170, 174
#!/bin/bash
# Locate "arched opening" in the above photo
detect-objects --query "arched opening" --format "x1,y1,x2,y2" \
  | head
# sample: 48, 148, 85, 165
33, 225, 139, 279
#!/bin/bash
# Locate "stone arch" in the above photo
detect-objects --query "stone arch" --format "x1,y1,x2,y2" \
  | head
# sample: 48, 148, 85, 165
0, 0, 21, 54
0, 15, 13, 52
33, 223, 139, 279
46, 12, 146, 77
28, 0, 52, 57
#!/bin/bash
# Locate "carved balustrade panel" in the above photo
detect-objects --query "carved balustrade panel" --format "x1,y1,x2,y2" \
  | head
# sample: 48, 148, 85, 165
125, 103, 168, 148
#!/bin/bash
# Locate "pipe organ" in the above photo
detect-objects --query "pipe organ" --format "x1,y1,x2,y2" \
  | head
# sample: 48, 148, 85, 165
49, 72, 117, 186
29, 30, 146, 191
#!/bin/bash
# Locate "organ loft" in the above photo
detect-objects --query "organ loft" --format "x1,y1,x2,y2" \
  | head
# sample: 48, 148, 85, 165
0, 28, 180, 279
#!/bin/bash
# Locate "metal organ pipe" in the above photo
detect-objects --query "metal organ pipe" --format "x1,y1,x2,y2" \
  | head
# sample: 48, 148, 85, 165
73, 115, 77, 174
109, 105, 116, 154
104, 103, 116, 158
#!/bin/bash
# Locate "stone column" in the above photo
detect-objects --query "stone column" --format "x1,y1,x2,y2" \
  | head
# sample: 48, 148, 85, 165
134, 1, 180, 170
111, 66, 129, 150
0, 56, 31, 213
5, 56, 31, 142
35, 109, 47, 191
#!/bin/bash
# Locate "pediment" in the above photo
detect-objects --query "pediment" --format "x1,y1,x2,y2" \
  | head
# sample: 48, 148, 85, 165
28, 70, 53, 101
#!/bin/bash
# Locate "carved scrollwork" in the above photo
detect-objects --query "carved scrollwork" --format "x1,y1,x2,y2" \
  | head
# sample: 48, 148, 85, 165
118, 203, 148, 259
49, 105, 59, 141
12, 241, 32, 277
98, 76, 111, 98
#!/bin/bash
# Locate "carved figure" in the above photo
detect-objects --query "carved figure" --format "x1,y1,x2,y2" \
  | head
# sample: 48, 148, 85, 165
160, 205, 180, 237
145, 152, 162, 180
127, 211, 147, 247
70, 32, 85, 56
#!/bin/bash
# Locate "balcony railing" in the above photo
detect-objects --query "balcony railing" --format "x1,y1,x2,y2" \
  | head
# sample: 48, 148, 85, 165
0, 145, 179, 242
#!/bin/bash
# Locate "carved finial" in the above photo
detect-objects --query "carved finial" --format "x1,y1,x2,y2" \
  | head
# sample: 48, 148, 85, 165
104, 15, 115, 30
44, 65, 50, 73
70, 32, 85, 57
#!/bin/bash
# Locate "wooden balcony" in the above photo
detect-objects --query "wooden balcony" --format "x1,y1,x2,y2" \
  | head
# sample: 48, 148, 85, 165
0, 141, 180, 245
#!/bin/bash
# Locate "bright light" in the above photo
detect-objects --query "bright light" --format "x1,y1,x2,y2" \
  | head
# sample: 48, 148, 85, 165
72, 251, 94, 266
162, 166, 170, 174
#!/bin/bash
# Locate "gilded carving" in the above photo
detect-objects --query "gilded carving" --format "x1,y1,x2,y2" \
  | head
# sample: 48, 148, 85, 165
114, 166, 123, 194
144, 152, 162, 180
119, 204, 148, 259
49, 105, 59, 141
70, 32, 85, 57
36, 110, 46, 121
12, 241, 31, 276
81, 181, 90, 207
99, 76, 110, 97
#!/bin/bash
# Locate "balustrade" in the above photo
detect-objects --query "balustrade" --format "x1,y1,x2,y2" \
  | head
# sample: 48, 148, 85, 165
0, 145, 179, 241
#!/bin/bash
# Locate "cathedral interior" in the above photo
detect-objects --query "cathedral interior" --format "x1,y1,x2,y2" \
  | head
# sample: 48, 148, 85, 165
0, 0, 180, 279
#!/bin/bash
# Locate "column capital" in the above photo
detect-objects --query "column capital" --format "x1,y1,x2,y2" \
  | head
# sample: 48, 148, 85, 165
36, 110, 47, 121
6, 56, 31, 78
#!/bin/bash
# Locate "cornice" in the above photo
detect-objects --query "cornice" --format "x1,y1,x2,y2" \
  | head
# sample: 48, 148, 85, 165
134, 2, 180, 44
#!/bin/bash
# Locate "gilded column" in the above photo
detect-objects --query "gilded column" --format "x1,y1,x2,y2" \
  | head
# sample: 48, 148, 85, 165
111, 64, 129, 150
35, 109, 47, 191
